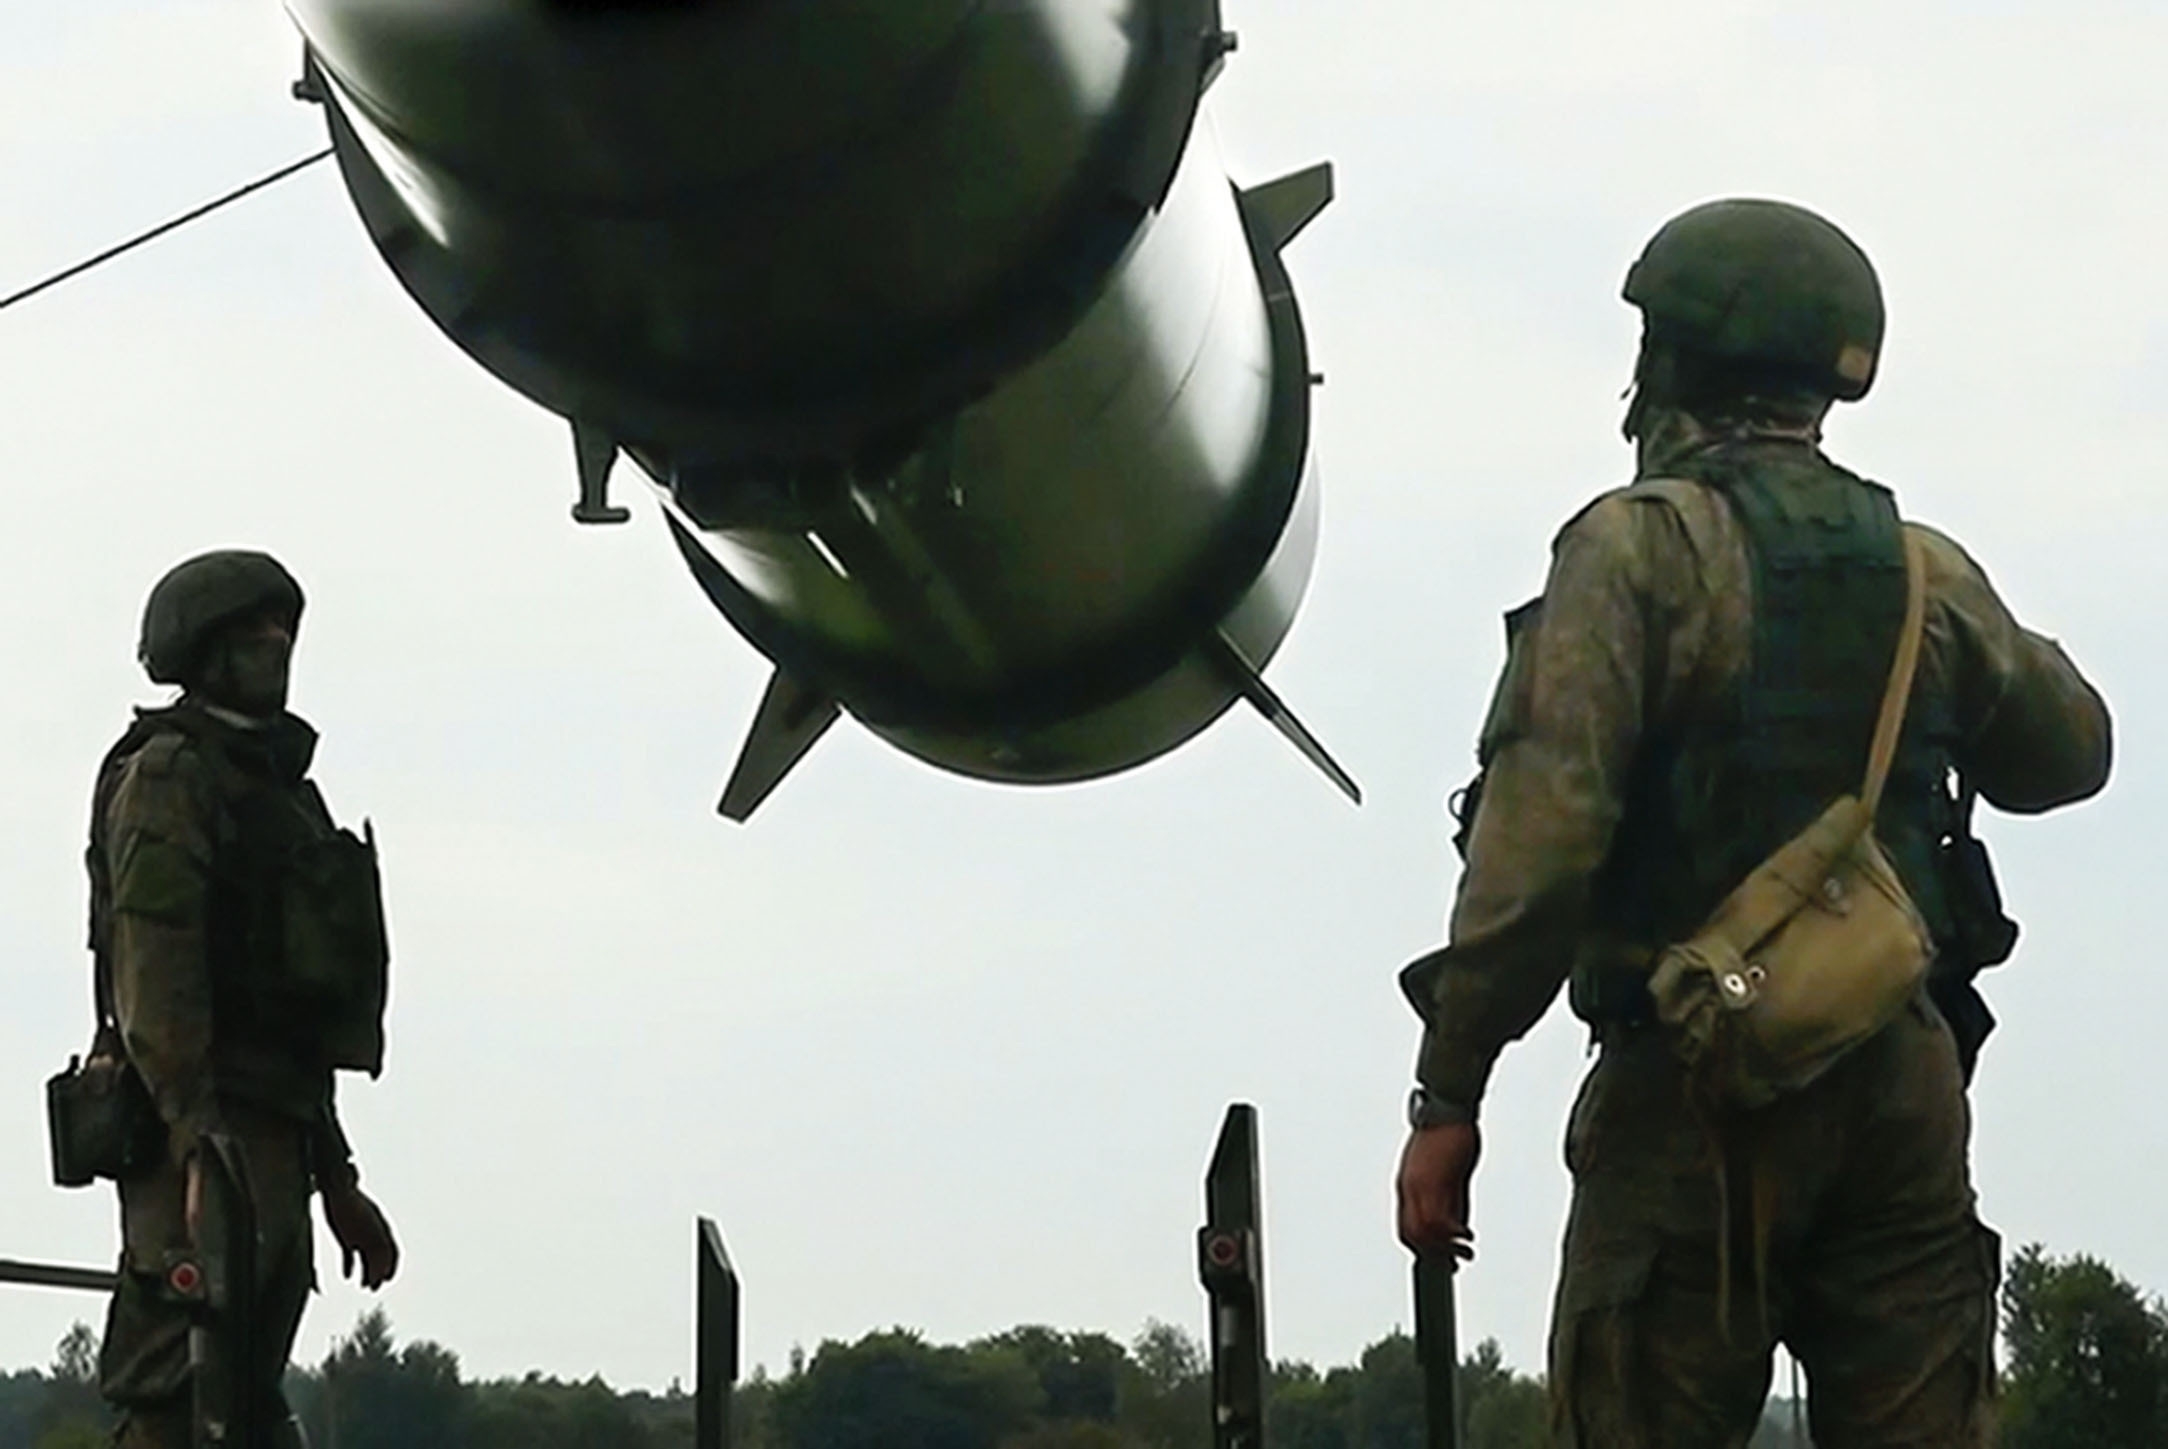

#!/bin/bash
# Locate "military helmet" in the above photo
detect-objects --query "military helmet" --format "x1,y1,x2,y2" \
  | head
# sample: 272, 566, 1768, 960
138, 550, 304, 686
1623, 198, 1885, 401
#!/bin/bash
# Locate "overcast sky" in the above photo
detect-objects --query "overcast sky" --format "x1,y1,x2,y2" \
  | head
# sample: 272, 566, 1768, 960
2, 0, 2161, 1395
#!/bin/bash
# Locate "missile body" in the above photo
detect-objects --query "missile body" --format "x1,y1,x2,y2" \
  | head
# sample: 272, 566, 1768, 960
288, 0, 1345, 815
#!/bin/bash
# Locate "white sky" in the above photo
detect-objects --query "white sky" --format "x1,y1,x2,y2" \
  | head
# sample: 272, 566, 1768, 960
2, 0, 2161, 1394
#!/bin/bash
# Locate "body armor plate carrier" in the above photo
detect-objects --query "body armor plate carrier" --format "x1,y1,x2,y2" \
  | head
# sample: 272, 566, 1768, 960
1572, 443, 1959, 1029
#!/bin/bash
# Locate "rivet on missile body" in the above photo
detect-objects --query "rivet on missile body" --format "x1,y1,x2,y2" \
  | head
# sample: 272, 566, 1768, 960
1207, 1234, 1241, 1268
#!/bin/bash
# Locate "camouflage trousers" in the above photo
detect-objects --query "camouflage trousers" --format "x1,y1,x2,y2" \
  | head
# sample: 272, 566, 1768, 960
1548, 994, 2001, 1448
99, 1102, 315, 1449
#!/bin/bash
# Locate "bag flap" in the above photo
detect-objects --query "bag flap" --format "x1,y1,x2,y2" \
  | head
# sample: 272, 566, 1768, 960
1699, 796, 1872, 953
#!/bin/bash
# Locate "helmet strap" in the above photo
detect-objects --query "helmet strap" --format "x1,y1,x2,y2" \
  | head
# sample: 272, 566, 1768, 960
1622, 328, 1680, 443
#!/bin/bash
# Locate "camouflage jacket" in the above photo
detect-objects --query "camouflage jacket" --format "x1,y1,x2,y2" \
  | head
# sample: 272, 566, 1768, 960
1404, 419, 2114, 1113
93, 703, 360, 1187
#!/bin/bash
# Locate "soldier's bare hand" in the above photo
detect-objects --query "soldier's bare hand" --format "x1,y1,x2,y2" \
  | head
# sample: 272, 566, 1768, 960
322, 1185, 400, 1290
1396, 1123, 1480, 1259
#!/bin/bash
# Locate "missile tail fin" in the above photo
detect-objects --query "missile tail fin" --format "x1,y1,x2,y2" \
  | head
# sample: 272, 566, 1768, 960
1240, 163, 1335, 253
1206, 629, 1360, 805
719, 670, 841, 822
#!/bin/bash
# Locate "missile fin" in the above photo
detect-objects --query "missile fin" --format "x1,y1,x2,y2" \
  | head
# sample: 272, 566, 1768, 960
720, 670, 841, 822
1207, 629, 1361, 805
571, 419, 631, 525
1239, 163, 1335, 253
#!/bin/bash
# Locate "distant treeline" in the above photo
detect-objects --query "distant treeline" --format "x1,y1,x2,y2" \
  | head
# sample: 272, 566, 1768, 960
6, 1243, 2162, 1448
8, 1313, 1547, 1449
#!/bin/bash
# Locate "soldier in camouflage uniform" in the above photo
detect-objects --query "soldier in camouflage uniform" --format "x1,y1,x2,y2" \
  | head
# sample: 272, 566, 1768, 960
1394, 201, 2112, 1446
93, 551, 399, 1448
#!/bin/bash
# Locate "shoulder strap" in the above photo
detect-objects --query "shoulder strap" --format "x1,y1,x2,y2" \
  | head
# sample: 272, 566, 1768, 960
1860, 527, 1928, 816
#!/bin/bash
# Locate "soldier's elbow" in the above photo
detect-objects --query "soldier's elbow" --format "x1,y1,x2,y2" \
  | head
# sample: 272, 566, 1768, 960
1981, 716, 2113, 815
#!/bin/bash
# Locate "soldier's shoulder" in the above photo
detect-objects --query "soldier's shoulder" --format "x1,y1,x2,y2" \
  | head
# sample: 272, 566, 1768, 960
117, 724, 207, 780
105, 721, 220, 819
125, 730, 192, 774
1899, 519, 1999, 599
1552, 485, 1637, 543
1552, 478, 1729, 562
1901, 518, 1977, 565
1618, 474, 1733, 526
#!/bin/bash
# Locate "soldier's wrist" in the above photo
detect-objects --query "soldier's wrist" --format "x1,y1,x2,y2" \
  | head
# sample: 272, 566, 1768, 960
312, 1153, 361, 1196
1415, 1032, 1498, 1117
1407, 1086, 1478, 1130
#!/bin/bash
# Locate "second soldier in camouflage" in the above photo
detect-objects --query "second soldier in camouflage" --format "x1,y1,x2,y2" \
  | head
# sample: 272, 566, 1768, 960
1394, 201, 2112, 1447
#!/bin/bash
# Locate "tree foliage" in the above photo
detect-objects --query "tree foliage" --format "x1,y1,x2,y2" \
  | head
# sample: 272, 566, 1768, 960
0, 1326, 109, 1449
43, 1330, 93, 1394
769, 1328, 1042, 1449
1268, 1333, 1543, 1449
1116, 1321, 1210, 1449
55, 1293, 2129, 1449
973, 1326, 1126, 1426
305, 1307, 468, 1449
465, 1373, 661, 1449
2000, 1243, 2168, 1448
1458, 1338, 1548, 1449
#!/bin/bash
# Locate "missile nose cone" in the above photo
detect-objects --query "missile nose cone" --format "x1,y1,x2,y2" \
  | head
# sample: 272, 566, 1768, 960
297, 0, 1196, 448
288, 0, 991, 202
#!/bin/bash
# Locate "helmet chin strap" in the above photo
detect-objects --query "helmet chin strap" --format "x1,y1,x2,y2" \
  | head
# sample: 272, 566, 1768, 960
1622, 330, 1680, 443
193, 700, 277, 731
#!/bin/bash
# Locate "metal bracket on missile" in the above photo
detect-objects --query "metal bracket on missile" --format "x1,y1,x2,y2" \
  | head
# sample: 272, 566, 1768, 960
1240, 164, 1335, 254
291, 60, 326, 106
1202, 29, 1240, 92
696, 1218, 741, 1449
1206, 629, 1361, 805
1198, 1103, 1269, 1449
572, 420, 632, 525
719, 669, 843, 822
1416, 1256, 1464, 1449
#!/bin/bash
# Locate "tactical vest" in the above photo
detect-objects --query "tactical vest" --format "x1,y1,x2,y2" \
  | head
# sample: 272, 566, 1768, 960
89, 707, 390, 1080
1574, 443, 1956, 1024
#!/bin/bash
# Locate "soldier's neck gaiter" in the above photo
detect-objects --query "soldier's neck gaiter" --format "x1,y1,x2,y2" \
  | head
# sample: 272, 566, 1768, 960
195, 631, 292, 718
